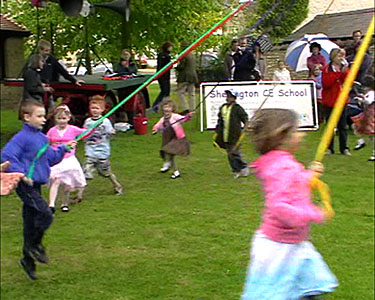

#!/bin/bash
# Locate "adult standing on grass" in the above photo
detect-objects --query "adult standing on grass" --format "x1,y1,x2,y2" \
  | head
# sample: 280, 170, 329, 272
37, 39, 85, 87
322, 48, 351, 156
23, 54, 54, 103
232, 37, 258, 81
176, 42, 199, 114
152, 41, 173, 112
224, 39, 239, 81
215, 89, 249, 179
36, 40, 85, 132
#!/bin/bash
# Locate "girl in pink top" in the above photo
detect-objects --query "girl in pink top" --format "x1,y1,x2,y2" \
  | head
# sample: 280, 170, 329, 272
152, 99, 193, 179
46, 105, 86, 213
242, 109, 337, 300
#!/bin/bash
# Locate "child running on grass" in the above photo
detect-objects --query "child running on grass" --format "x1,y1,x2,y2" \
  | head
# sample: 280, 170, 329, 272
46, 105, 86, 213
215, 89, 249, 179
77, 95, 123, 199
351, 75, 375, 161
242, 109, 337, 299
152, 99, 193, 179
1, 100, 76, 280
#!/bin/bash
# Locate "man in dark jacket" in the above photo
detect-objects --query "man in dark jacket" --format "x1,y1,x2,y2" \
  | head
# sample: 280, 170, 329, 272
215, 89, 249, 178
36, 40, 84, 85
152, 41, 173, 112
232, 37, 259, 81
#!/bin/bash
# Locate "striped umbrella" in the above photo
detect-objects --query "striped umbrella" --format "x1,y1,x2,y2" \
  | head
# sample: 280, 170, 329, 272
285, 33, 339, 72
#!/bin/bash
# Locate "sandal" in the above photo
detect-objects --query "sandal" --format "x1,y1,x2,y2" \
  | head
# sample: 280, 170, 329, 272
171, 170, 181, 179
60, 205, 69, 212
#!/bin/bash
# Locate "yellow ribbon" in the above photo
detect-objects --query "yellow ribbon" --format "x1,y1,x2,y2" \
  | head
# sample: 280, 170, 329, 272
310, 175, 335, 221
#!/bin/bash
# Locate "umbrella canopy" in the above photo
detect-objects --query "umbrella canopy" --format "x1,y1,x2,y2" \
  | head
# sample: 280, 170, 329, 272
285, 33, 339, 72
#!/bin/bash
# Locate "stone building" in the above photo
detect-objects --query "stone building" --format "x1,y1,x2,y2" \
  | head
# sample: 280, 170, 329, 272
0, 14, 30, 109
264, 8, 374, 81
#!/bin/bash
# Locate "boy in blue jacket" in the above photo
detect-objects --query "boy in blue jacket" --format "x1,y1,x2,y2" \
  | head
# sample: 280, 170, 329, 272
1, 100, 76, 280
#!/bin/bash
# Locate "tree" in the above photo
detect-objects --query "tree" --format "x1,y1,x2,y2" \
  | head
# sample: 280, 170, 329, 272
1, 0, 226, 61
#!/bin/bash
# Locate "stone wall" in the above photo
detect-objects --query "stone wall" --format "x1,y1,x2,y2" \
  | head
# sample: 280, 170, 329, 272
1, 37, 26, 109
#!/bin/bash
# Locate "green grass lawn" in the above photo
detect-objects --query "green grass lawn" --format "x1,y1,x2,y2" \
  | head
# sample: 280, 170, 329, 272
1, 85, 374, 299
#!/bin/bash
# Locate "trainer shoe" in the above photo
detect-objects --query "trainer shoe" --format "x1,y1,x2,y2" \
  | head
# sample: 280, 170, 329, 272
28, 245, 49, 264
342, 149, 352, 156
369, 155, 375, 161
115, 186, 123, 195
354, 140, 366, 150
60, 205, 69, 212
19, 258, 37, 280
239, 167, 250, 177
233, 172, 240, 179
160, 161, 171, 173
171, 170, 181, 179
325, 149, 334, 155
49, 206, 56, 214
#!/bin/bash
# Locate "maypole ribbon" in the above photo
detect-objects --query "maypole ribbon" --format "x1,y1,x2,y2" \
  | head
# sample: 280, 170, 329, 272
314, 15, 374, 162
75, 0, 253, 142
310, 16, 374, 218
26, 1, 253, 179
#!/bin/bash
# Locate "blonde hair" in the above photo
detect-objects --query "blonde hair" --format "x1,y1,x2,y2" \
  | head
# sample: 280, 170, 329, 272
89, 95, 106, 109
329, 48, 345, 61
161, 99, 176, 112
37, 39, 51, 52
53, 104, 71, 118
248, 109, 298, 154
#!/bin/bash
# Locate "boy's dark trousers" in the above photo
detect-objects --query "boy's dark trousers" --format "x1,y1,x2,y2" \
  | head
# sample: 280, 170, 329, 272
225, 144, 247, 173
16, 181, 53, 263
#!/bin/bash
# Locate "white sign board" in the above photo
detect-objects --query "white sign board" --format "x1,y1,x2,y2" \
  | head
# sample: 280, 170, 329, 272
200, 81, 319, 131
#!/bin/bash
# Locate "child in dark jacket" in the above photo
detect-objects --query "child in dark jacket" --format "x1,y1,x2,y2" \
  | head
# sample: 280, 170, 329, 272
1, 100, 76, 280
215, 89, 249, 178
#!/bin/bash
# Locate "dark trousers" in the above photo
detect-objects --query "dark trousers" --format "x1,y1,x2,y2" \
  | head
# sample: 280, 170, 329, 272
323, 105, 348, 154
225, 144, 247, 173
153, 79, 171, 110
16, 181, 53, 262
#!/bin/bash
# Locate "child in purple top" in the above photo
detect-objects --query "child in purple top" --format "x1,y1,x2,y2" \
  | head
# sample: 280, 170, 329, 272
242, 109, 337, 299
1, 100, 76, 280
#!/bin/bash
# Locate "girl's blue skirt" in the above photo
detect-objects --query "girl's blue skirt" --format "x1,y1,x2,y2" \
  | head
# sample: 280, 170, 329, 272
242, 231, 338, 300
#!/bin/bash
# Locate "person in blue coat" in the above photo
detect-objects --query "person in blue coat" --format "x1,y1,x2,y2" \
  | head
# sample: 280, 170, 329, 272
1, 100, 76, 280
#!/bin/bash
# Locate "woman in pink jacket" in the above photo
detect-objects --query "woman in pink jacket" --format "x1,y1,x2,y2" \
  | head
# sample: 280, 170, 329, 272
152, 100, 193, 179
242, 109, 337, 300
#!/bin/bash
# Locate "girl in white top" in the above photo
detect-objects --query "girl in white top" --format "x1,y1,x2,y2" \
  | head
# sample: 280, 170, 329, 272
273, 60, 291, 82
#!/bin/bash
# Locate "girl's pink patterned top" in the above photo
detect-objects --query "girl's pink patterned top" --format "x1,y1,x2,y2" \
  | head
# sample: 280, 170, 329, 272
251, 150, 324, 244
46, 125, 85, 159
